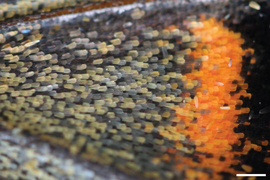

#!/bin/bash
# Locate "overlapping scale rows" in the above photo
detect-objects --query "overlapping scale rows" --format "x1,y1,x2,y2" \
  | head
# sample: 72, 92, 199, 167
0, 1, 269, 180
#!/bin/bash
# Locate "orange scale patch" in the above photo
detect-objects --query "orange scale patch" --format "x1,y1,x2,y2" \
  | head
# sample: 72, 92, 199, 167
172, 18, 256, 178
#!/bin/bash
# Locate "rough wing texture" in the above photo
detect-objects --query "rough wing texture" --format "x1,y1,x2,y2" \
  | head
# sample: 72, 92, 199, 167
0, 0, 269, 180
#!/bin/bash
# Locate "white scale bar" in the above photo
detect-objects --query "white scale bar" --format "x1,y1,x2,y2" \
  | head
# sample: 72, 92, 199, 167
236, 174, 266, 177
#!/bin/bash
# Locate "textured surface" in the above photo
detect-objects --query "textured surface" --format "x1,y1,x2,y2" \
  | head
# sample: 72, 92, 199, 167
0, 0, 269, 180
